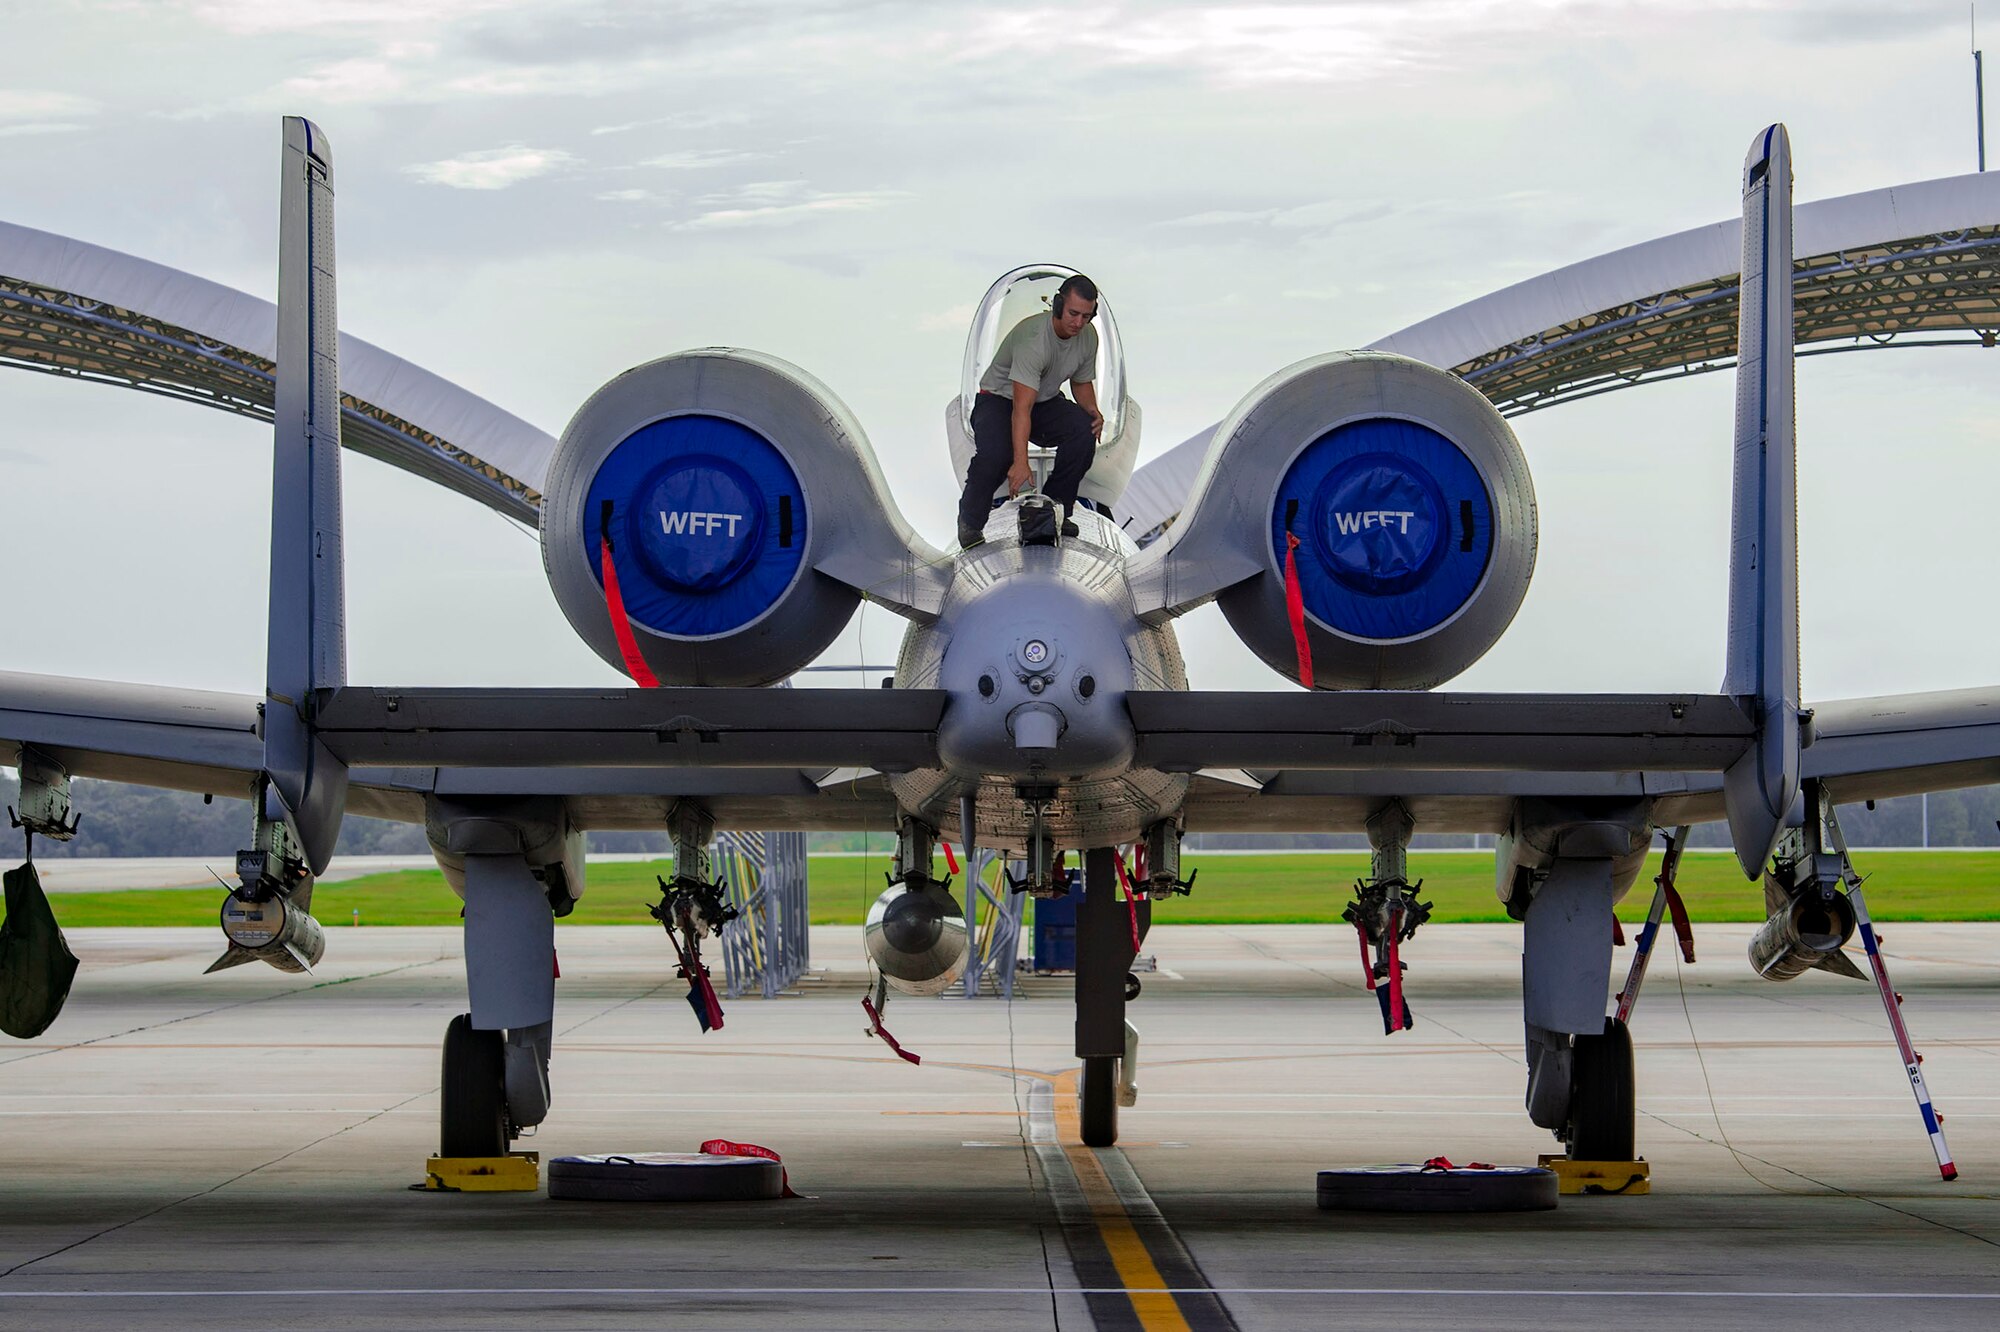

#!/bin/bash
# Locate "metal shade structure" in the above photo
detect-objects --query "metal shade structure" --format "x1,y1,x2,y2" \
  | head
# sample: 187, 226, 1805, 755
1122, 169, 2000, 542
0, 219, 551, 522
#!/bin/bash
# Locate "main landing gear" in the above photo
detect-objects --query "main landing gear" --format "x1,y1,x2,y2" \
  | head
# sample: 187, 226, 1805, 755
440, 1013, 509, 1159
1565, 1016, 1635, 1162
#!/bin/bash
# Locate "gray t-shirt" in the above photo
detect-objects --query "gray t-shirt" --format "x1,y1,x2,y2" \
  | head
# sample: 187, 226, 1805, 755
978, 314, 1098, 403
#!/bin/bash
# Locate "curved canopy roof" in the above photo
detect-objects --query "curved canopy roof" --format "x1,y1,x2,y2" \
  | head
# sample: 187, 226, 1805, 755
1122, 170, 2000, 544
0, 219, 552, 522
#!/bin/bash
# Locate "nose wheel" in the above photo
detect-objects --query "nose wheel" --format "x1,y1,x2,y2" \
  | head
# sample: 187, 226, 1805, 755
440, 1013, 509, 1158
1564, 1016, 1635, 1160
1079, 1055, 1119, 1148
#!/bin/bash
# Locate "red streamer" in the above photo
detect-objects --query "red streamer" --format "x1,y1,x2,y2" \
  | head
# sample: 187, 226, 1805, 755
1283, 532, 1314, 689
700, 1138, 801, 1198
1385, 901, 1409, 1033
599, 535, 660, 689
861, 996, 922, 1065
1112, 854, 1143, 954
1663, 883, 1695, 963
942, 841, 960, 875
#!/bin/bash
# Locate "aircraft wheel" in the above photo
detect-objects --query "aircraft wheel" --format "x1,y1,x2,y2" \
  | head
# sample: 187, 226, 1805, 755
1080, 1055, 1118, 1147
440, 1013, 508, 1158
1565, 1016, 1635, 1161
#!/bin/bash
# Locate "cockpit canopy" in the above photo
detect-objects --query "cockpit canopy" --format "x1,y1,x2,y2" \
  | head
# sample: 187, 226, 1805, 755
961, 264, 1128, 447
951, 263, 1141, 513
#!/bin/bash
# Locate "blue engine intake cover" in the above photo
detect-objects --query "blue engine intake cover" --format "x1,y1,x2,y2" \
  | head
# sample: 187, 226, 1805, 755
1273, 418, 1494, 640
582, 414, 806, 639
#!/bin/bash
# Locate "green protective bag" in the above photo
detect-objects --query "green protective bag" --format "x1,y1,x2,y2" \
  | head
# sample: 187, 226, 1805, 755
0, 862, 80, 1039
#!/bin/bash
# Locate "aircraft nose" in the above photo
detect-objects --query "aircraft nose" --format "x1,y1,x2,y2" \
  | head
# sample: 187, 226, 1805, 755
934, 578, 1135, 780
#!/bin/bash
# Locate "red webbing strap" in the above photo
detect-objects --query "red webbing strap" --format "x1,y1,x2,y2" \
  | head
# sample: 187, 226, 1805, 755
1663, 883, 1695, 963
693, 965, 725, 1032
599, 535, 660, 689
1353, 921, 1377, 990
1133, 843, 1148, 882
1421, 1156, 1494, 1172
861, 996, 922, 1065
942, 841, 960, 875
665, 925, 725, 1032
700, 1138, 801, 1198
1283, 532, 1315, 690
1384, 902, 1409, 1032
1112, 854, 1143, 954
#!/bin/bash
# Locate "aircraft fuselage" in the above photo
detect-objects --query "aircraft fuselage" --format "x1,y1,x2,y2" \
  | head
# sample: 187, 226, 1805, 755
886, 505, 1191, 853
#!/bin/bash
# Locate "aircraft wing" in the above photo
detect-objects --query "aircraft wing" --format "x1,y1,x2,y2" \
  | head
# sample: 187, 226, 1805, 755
1128, 691, 1756, 773
0, 671, 928, 831
0, 672, 264, 796
1167, 685, 2000, 834
1802, 686, 2000, 803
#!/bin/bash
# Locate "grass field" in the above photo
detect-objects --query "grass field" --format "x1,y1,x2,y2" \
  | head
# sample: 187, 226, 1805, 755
30, 850, 2000, 928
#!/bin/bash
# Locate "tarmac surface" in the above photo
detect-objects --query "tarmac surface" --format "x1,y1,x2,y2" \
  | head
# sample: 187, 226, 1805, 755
0, 921, 1994, 1330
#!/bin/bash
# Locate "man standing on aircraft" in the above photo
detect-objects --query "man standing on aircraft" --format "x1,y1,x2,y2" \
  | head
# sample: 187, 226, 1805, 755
957, 274, 1104, 547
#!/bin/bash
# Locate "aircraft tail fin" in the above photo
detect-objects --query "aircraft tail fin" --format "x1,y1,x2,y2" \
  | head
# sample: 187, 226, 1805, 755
261, 116, 348, 873
1720, 123, 1802, 879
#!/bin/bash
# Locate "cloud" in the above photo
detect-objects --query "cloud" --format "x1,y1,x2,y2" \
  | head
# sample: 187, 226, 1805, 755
279, 55, 421, 104
918, 303, 976, 333
974, 1, 1748, 87
594, 187, 654, 202
404, 145, 576, 189
639, 148, 768, 170
182, 0, 512, 36
0, 123, 86, 139
591, 111, 748, 136
672, 179, 903, 230
0, 90, 96, 120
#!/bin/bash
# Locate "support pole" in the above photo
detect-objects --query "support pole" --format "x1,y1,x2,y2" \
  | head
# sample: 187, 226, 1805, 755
1825, 802, 1958, 1181
1614, 826, 1691, 1024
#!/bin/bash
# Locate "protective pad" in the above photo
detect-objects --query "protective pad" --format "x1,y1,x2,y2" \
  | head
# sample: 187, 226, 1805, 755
547, 1152, 785, 1202
1316, 1165, 1557, 1213
0, 863, 80, 1039
1273, 418, 1495, 640
581, 414, 807, 639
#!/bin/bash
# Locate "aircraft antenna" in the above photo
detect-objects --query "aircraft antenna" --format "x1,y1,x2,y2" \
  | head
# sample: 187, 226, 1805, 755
1977, 5, 1988, 171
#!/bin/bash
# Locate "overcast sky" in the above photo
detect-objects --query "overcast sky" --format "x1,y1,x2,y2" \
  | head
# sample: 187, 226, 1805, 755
3, 0, 1996, 704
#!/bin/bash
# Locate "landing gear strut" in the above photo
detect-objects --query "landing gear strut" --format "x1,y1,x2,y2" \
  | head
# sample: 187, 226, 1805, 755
1075, 846, 1145, 1147
440, 1013, 508, 1158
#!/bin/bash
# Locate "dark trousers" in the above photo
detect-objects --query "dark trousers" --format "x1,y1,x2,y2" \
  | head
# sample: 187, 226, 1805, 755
959, 392, 1097, 531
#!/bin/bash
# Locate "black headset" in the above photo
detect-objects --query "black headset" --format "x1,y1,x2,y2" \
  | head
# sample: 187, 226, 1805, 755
1051, 275, 1097, 320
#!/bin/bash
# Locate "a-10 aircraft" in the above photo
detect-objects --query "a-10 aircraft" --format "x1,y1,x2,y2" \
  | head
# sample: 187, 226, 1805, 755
2, 118, 1992, 1173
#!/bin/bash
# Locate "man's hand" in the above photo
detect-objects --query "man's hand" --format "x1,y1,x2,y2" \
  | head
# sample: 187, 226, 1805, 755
1074, 381, 1105, 441
1007, 458, 1034, 496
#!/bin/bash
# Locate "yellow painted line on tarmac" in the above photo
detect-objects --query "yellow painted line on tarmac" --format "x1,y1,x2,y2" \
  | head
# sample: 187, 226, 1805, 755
1051, 1068, 1193, 1332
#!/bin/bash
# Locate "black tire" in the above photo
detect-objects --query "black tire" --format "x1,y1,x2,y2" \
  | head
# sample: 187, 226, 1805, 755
1080, 1055, 1118, 1147
548, 1153, 785, 1202
1317, 1166, 1557, 1213
1566, 1016, 1635, 1161
440, 1013, 508, 1159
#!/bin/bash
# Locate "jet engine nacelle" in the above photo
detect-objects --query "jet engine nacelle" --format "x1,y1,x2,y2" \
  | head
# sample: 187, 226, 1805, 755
863, 882, 970, 996
1749, 887, 1860, 981
542, 350, 891, 686
1206, 353, 1537, 690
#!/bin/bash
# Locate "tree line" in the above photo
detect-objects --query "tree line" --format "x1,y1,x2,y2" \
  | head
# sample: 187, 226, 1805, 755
3, 770, 1995, 860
